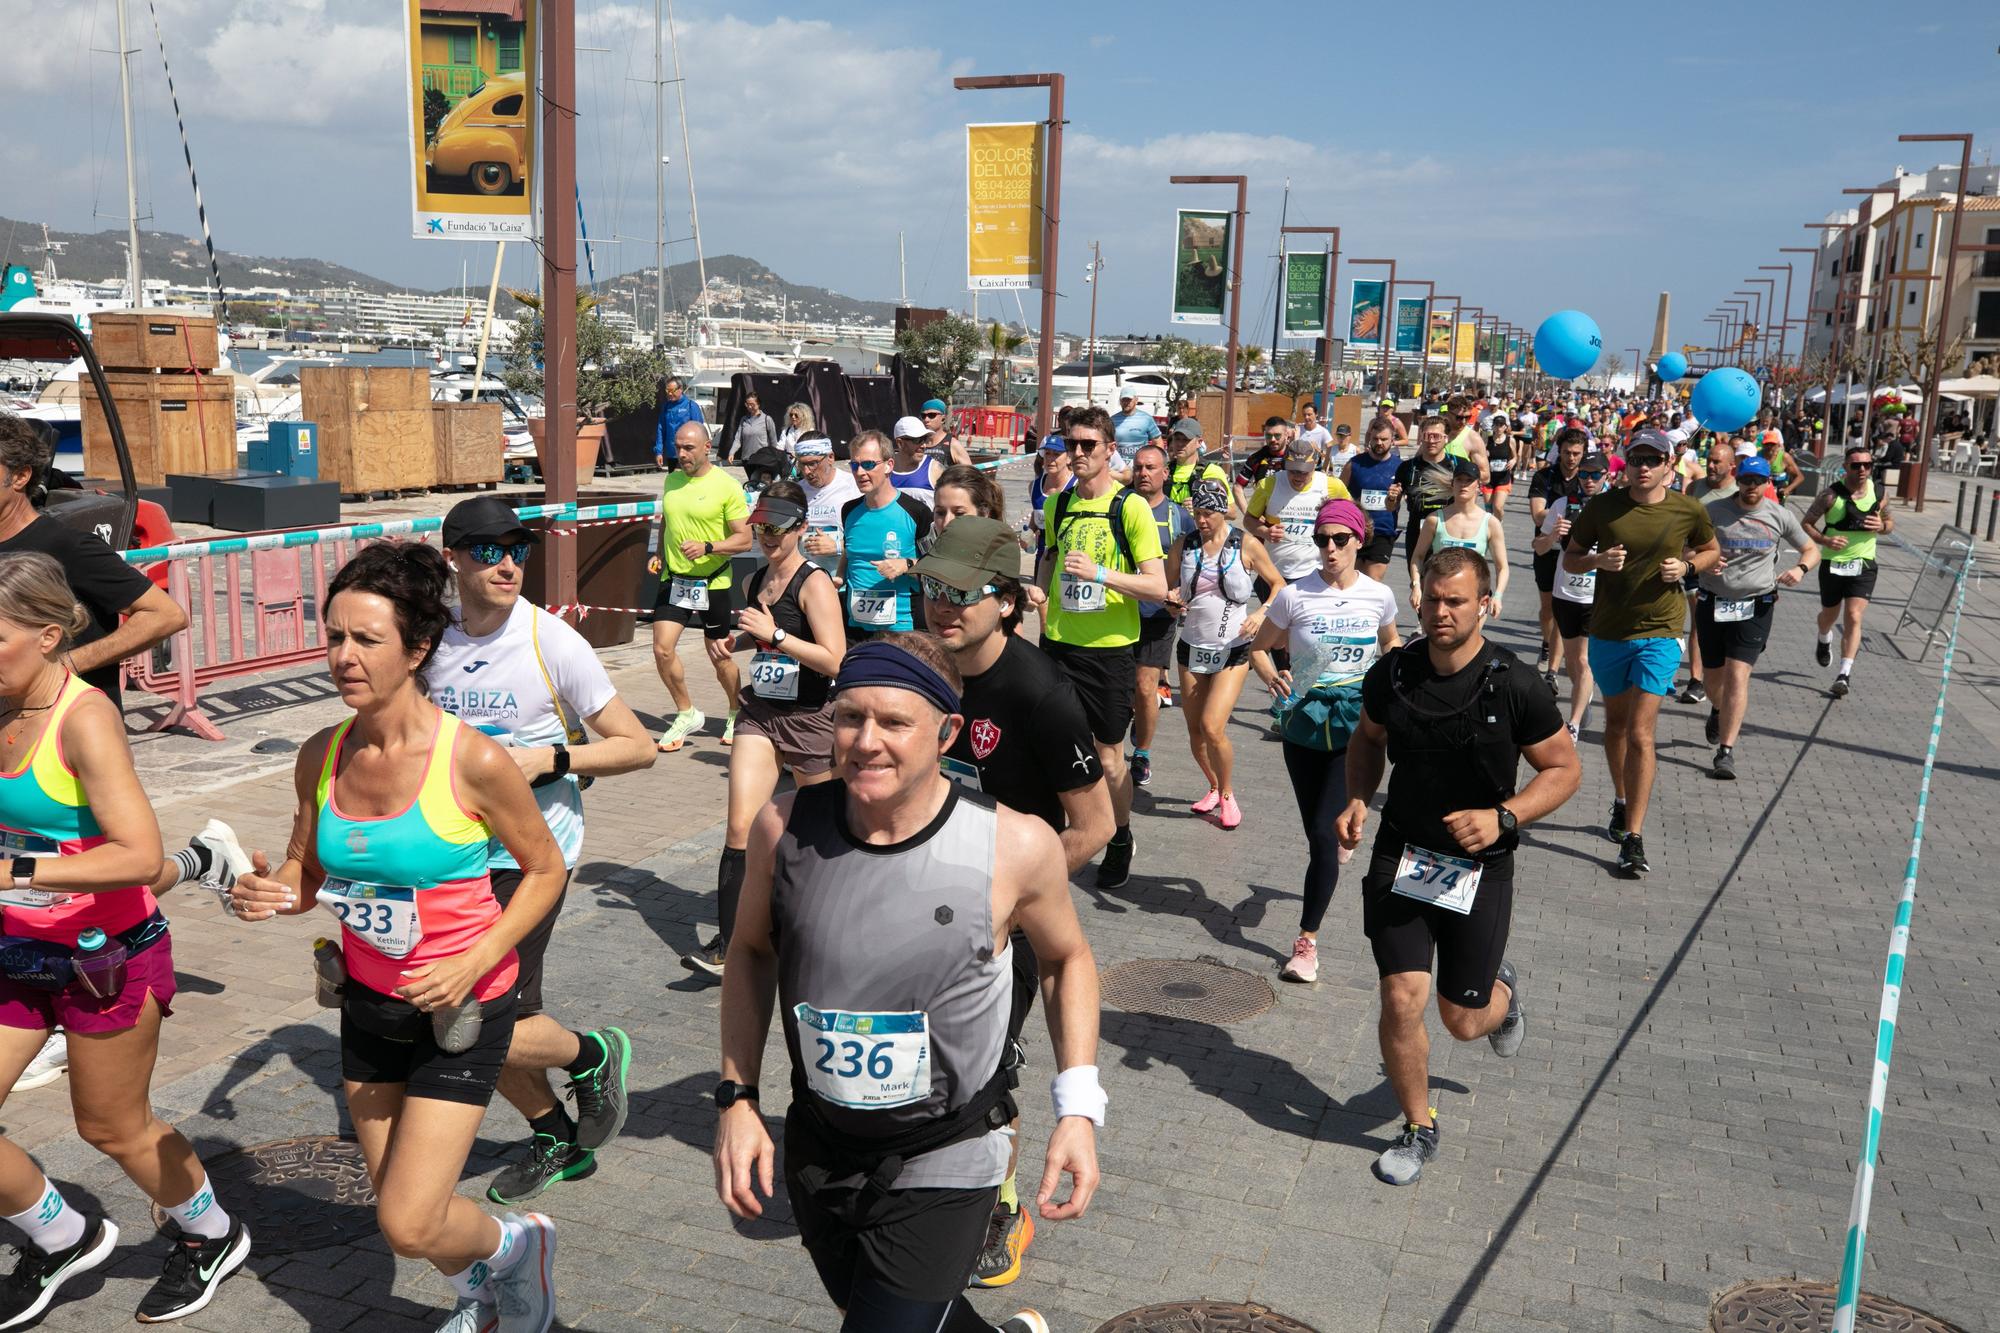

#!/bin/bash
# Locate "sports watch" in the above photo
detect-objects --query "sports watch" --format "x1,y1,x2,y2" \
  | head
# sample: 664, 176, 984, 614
1495, 806, 1518, 839
714, 1080, 760, 1110
771, 628, 788, 647
10, 856, 35, 890
531, 745, 572, 788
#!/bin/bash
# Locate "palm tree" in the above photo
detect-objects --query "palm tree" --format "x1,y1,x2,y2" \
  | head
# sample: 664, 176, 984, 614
1239, 344, 1266, 389
983, 320, 1028, 406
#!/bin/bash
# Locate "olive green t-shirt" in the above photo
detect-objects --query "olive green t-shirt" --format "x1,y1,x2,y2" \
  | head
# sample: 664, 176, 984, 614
1564, 489, 1715, 641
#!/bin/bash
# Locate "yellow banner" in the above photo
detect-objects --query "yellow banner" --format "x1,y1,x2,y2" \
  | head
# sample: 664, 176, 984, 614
405, 0, 537, 240
967, 123, 1044, 291
1455, 323, 1477, 366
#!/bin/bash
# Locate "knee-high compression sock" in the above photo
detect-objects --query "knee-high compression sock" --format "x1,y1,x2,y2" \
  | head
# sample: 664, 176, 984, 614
717, 847, 748, 944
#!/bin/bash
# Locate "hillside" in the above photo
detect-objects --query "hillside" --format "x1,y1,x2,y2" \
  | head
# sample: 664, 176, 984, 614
0, 215, 398, 294
589, 253, 900, 326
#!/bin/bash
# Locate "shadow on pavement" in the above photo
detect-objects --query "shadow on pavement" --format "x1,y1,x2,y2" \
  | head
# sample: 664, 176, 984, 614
1078, 875, 1289, 965
619, 1072, 799, 1239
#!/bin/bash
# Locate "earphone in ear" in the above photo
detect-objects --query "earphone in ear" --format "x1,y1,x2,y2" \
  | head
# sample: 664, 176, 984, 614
998, 602, 1015, 619
937, 719, 954, 742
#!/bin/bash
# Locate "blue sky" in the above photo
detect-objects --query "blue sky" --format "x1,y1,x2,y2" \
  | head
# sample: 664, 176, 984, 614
3, 0, 1997, 361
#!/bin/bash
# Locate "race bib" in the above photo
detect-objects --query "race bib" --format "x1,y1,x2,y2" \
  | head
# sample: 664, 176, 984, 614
748, 651, 801, 701
0, 829, 60, 855
1829, 558, 1864, 578
0, 887, 72, 909
809, 523, 844, 552
1281, 516, 1316, 540
669, 576, 710, 611
1560, 569, 1596, 603
1713, 598, 1754, 623
938, 755, 983, 791
1389, 844, 1482, 916
1360, 489, 1390, 511
318, 879, 422, 958
1187, 642, 1231, 675
794, 1002, 932, 1109
849, 587, 898, 627
1060, 573, 1107, 614
1312, 632, 1379, 684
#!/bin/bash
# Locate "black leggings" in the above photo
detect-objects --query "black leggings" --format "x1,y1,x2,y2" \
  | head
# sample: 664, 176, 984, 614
1282, 740, 1348, 933
841, 1284, 999, 1333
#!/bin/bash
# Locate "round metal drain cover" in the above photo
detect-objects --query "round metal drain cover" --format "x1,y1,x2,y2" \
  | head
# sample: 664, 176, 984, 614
152, 1136, 377, 1254
1710, 1281, 1965, 1332
1095, 1302, 1318, 1332
1099, 957, 1276, 1024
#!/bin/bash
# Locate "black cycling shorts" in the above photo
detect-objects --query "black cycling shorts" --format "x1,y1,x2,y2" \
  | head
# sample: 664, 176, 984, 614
341, 981, 518, 1106
1551, 598, 1593, 641
1041, 639, 1136, 747
1533, 548, 1559, 593
1361, 842, 1514, 1011
1818, 561, 1879, 607
1693, 591, 1776, 668
490, 867, 571, 1018
653, 577, 735, 638
1175, 639, 1251, 672
1359, 531, 1397, 568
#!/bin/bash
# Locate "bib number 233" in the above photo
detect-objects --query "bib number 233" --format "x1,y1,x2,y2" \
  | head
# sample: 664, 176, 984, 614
318, 879, 422, 957
794, 1003, 931, 1109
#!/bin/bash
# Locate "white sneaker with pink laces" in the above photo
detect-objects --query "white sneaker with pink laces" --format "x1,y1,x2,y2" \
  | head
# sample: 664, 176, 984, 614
1279, 935, 1318, 983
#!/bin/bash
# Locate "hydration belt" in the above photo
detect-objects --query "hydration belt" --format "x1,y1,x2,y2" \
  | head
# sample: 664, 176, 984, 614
0, 910, 168, 991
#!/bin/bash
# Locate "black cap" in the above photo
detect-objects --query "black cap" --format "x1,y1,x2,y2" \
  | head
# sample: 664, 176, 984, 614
442, 496, 537, 548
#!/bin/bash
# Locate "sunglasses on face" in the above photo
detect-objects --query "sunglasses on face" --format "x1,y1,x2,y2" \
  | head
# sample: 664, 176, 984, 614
1627, 455, 1666, 469
920, 576, 997, 606
1579, 472, 1606, 483
922, 411, 944, 420
1066, 437, 1105, 453
751, 521, 800, 539
1847, 461, 1873, 471
1312, 531, 1359, 549
850, 459, 883, 471
466, 541, 532, 567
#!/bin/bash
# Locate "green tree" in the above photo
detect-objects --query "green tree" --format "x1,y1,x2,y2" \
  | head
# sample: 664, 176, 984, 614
1150, 335, 1227, 405
1270, 348, 1320, 400
983, 320, 1028, 406
502, 288, 675, 422
894, 313, 982, 402
1238, 344, 1266, 389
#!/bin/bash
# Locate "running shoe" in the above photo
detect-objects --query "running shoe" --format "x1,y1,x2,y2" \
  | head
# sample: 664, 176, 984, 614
1542, 669, 1559, 694
721, 710, 737, 746
656, 708, 705, 752
1373, 1121, 1439, 1186
1831, 673, 1851, 699
1607, 800, 1627, 842
969, 1200, 1034, 1288
679, 937, 726, 978
1130, 751, 1152, 788
192, 819, 251, 895
1336, 843, 1354, 865
1158, 683, 1175, 709
1618, 833, 1650, 877
1279, 935, 1318, 983
1710, 745, 1736, 781
437, 1299, 498, 1333
491, 1213, 556, 1333
487, 1136, 596, 1206
1190, 788, 1221, 814
569, 1028, 632, 1151
135, 1217, 251, 1323
1217, 794, 1242, 830
999, 1314, 1051, 1333
1095, 832, 1134, 890
11, 1032, 66, 1092
1705, 709, 1720, 744
1490, 961, 1525, 1058
1816, 638, 1833, 667
0, 1214, 118, 1330
1679, 679, 1707, 704
1566, 721, 1580, 743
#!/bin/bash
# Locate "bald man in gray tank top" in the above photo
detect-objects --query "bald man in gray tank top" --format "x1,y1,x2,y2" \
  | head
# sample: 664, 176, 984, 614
713, 635, 1103, 1333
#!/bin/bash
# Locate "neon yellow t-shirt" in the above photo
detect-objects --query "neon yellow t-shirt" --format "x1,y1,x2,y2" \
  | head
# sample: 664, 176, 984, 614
661, 467, 749, 587
1041, 487, 1164, 649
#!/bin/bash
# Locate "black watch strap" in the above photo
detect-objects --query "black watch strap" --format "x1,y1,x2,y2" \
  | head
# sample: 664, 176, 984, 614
530, 745, 571, 788
714, 1080, 760, 1109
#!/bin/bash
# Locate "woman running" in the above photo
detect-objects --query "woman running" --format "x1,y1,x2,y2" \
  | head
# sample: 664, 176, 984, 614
1248, 500, 1400, 984
682, 482, 846, 978
932, 464, 1005, 529
0, 552, 251, 1328
1163, 480, 1284, 830
1408, 457, 1507, 617
1532, 453, 1608, 739
227, 541, 568, 1333
1483, 415, 1516, 518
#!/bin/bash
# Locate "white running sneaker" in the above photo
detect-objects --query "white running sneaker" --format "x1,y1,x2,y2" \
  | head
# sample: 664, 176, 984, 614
192, 820, 251, 904
492, 1213, 556, 1333
435, 1298, 497, 1332
11, 1032, 66, 1092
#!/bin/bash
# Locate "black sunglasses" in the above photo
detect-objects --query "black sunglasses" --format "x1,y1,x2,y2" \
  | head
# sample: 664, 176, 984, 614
1312, 531, 1360, 549
1846, 460, 1873, 471
465, 541, 532, 566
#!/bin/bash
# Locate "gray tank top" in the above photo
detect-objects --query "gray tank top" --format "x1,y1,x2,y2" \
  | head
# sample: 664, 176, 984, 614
774, 781, 1011, 1189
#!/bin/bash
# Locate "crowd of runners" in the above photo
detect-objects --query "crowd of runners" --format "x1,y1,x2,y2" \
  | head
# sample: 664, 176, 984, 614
0, 381, 1896, 1331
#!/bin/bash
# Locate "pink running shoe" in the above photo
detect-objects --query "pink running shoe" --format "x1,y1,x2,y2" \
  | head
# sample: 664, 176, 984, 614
1337, 843, 1354, 865
1280, 935, 1318, 983
1190, 789, 1221, 814
1218, 794, 1242, 829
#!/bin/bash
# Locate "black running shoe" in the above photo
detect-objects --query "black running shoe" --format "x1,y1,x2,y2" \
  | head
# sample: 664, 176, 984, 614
1489, 961, 1525, 1058
1679, 680, 1707, 704
1095, 832, 1134, 890
1705, 709, 1720, 745
1831, 673, 1851, 699
487, 1135, 597, 1206
136, 1218, 250, 1323
1618, 833, 1650, 877
1130, 752, 1152, 788
1710, 745, 1736, 781
569, 1027, 632, 1151
1816, 639, 1832, 668
1542, 669, 1559, 694
1607, 800, 1627, 842
679, 937, 726, 977
0, 1214, 119, 1330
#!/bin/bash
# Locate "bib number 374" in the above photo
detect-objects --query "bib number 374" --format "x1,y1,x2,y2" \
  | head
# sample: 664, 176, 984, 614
794, 1003, 931, 1109
1388, 845, 1482, 916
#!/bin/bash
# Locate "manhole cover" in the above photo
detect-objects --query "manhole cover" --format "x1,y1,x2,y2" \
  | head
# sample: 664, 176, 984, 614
1096, 1302, 1318, 1332
152, 1136, 378, 1254
1099, 958, 1275, 1024
1710, 1281, 1965, 1332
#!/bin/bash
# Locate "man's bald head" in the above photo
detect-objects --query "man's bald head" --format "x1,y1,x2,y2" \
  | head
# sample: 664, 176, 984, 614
676, 420, 712, 472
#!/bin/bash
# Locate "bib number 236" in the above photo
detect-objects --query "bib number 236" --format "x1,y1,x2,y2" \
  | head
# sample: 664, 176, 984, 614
794, 1003, 931, 1109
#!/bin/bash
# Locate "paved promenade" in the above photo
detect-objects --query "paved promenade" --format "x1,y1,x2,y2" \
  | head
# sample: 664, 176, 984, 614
6, 470, 1997, 1332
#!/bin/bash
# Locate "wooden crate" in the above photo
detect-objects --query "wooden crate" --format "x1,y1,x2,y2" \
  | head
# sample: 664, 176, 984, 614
301, 367, 437, 492
432, 402, 504, 486
90, 309, 220, 371
81, 371, 235, 486
299, 365, 430, 416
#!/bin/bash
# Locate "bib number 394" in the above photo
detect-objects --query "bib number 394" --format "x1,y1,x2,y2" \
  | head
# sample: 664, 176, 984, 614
1389, 844, 1482, 916
318, 879, 422, 957
1713, 598, 1754, 623
1059, 573, 1106, 613
794, 1003, 931, 1109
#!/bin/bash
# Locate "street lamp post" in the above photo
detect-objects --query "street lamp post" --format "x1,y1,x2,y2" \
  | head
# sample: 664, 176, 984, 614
1761, 262, 1799, 387
1280, 225, 1341, 403
1627, 345, 1645, 393
1170, 174, 1249, 443
1083, 242, 1102, 408
1349, 258, 1397, 403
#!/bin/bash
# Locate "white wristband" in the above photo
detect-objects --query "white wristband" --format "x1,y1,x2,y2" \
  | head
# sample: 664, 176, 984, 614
1051, 1064, 1107, 1126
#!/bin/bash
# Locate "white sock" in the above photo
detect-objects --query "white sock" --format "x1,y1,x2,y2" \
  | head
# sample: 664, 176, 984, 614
6, 1178, 86, 1253
1840, 657, 1855, 675
161, 1177, 232, 1240
1820, 628, 1836, 644
487, 1217, 528, 1277
446, 1261, 496, 1305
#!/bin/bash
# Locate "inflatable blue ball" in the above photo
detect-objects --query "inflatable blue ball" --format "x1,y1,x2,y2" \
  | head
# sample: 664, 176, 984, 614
1690, 367, 1761, 432
1533, 310, 1602, 380
1655, 351, 1689, 382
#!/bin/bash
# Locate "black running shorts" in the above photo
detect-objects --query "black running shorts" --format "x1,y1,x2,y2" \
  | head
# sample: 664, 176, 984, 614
1040, 639, 1136, 747
1533, 548, 1559, 593
1359, 531, 1397, 568
1551, 598, 1592, 641
341, 981, 517, 1106
1135, 613, 1176, 671
1693, 590, 1776, 669
653, 577, 736, 638
489, 867, 571, 1018
1817, 561, 1878, 608
1360, 843, 1514, 1011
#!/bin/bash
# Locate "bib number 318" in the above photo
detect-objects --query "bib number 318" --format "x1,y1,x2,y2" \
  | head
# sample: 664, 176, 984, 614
794, 1003, 931, 1109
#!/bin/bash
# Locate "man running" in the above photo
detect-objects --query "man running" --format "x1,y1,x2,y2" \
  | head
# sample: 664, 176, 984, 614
1036, 408, 1168, 890
1164, 418, 1236, 514
1677, 443, 1739, 706
888, 416, 945, 507
1232, 419, 1291, 513
1295, 404, 1333, 459
1343, 418, 1404, 582
917, 518, 1114, 1290
840, 431, 933, 640
1110, 388, 1162, 473
1336, 548, 1579, 1186
1247, 438, 1350, 595
1441, 395, 1491, 483
1803, 446, 1892, 700
1368, 396, 1408, 446
1561, 429, 1719, 876
712, 636, 1102, 1333
798, 435, 860, 575
1527, 427, 1586, 689
652, 421, 752, 752
921, 399, 972, 468
431, 498, 655, 1204
1127, 444, 1194, 786
1394, 417, 1457, 573
1694, 457, 1818, 779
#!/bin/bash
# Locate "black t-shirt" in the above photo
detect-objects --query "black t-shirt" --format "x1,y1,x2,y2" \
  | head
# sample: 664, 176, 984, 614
1359, 639, 1562, 861
1393, 455, 1454, 525
946, 636, 1102, 831
1, 515, 153, 705
1234, 444, 1284, 489
1527, 464, 1576, 512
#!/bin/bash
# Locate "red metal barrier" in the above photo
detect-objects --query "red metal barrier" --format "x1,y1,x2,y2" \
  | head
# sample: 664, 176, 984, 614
950, 406, 1029, 451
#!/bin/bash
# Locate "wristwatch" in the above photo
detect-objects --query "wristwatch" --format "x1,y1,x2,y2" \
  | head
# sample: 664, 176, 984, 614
531, 745, 571, 789
703, 541, 714, 556
714, 1080, 760, 1110
771, 628, 788, 647
11, 856, 34, 890
1495, 806, 1518, 839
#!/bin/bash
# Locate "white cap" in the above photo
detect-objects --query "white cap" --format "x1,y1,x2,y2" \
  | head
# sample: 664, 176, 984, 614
1117, 385, 1138, 400
892, 415, 928, 440
1734, 442, 1759, 458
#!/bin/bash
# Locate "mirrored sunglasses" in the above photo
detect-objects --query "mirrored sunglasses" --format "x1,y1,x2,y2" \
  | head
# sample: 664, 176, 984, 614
920, 575, 997, 606
466, 541, 532, 566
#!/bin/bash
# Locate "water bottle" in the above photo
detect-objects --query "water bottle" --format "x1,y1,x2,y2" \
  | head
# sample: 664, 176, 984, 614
312, 938, 346, 1008
432, 998, 482, 1054
72, 928, 129, 1000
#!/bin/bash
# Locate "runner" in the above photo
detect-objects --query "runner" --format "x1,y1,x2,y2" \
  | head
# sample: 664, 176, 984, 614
916, 519, 1114, 1291
1246, 500, 1399, 983
920, 399, 973, 468
429, 498, 655, 1206
1561, 429, 1719, 876
888, 416, 945, 507
1035, 408, 1168, 890
1369, 396, 1409, 446
798, 436, 860, 576
1526, 428, 1587, 689
1025, 431, 1072, 566
683, 482, 847, 978
1408, 458, 1507, 618
712, 635, 1102, 1333
1295, 403, 1333, 459
1246, 439, 1351, 594
1327, 423, 1359, 473
1803, 446, 1892, 700
1166, 480, 1286, 830
840, 431, 933, 640
1164, 418, 1236, 514
1336, 548, 1580, 1186
1441, 395, 1492, 482
1110, 388, 1162, 473
1127, 444, 1195, 788
1393, 418, 1457, 569
1695, 457, 1819, 778
1232, 419, 1291, 513
228, 541, 566, 1333
932, 465, 1007, 530
1482, 414, 1517, 518
0, 553, 252, 1328
1677, 444, 1739, 706
1342, 419, 1404, 583
651, 421, 752, 753
1531, 453, 1610, 739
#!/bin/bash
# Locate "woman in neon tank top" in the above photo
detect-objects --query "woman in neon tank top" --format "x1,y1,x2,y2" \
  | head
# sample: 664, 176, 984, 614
0, 552, 254, 1327
1408, 459, 1508, 619
226, 542, 569, 1330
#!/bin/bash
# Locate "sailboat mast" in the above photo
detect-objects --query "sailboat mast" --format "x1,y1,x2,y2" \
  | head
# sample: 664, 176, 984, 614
663, 0, 708, 325
653, 0, 665, 346
115, 0, 144, 305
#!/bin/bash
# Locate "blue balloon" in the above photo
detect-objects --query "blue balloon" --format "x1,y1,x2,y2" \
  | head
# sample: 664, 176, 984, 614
1533, 310, 1602, 380
1655, 352, 1689, 382
1690, 367, 1761, 432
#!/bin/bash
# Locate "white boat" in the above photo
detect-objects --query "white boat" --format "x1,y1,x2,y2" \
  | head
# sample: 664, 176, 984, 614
1046, 361, 1175, 418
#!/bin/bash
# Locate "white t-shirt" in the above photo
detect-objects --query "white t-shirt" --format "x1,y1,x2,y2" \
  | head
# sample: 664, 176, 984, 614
429, 598, 618, 869
1254, 471, 1333, 579
1295, 425, 1332, 450
1330, 442, 1362, 472
803, 470, 861, 571
1263, 570, 1398, 688
1517, 410, 1539, 431
1540, 496, 1596, 606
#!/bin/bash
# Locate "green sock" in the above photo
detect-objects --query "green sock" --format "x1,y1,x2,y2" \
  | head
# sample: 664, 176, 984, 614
998, 1172, 1018, 1211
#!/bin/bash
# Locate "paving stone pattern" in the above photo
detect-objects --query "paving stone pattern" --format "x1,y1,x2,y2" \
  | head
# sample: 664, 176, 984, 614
6, 471, 1997, 1332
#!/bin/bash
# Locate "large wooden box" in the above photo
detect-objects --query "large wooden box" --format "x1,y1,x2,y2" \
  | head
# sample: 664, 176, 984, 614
91, 309, 220, 371
81, 371, 235, 487
432, 402, 504, 486
300, 367, 437, 492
